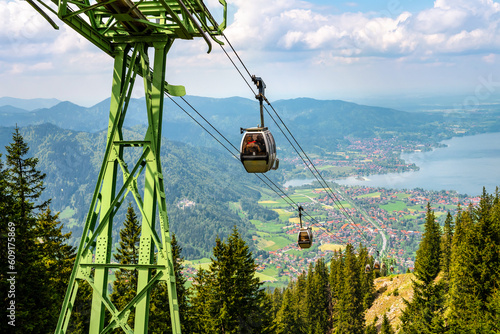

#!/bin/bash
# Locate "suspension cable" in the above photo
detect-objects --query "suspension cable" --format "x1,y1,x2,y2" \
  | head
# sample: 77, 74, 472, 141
167, 92, 346, 244
217, 37, 371, 244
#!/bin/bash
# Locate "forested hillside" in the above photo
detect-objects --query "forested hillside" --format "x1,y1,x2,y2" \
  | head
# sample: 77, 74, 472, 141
264, 190, 500, 333
0, 124, 280, 258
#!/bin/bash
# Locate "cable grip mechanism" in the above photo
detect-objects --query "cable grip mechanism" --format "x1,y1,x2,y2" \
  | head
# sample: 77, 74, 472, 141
251, 75, 266, 127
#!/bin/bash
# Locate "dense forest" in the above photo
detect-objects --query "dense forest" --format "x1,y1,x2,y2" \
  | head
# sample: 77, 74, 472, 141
1, 127, 499, 333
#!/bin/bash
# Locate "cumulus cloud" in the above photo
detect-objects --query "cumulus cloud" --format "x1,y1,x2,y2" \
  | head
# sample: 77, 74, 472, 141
225, 0, 500, 60
0, 0, 106, 75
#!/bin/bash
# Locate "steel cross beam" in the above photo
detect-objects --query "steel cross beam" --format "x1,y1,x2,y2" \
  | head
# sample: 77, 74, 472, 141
21, 0, 227, 333
25, 0, 227, 76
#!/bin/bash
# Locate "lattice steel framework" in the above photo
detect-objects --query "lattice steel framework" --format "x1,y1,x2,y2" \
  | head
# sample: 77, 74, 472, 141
24, 0, 227, 333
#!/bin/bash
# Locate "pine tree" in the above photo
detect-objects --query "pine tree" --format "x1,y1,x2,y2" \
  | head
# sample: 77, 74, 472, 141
447, 189, 500, 332
334, 244, 365, 334
358, 244, 375, 310
329, 249, 344, 330
67, 280, 93, 333
2, 127, 51, 332
400, 203, 445, 333
5, 126, 49, 220
305, 259, 331, 334
33, 207, 76, 331
0, 153, 16, 333
414, 203, 442, 284
191, 227, 271, 333
487, 288, 500, 333
110, 203, 141, 329
275, 285, 303, 334
380, 313, 394, 334
149, 233, 192, 333
440, 211, 454, 281
191, 267, 218, 333
364, 323, 377, 334
269, 287, 283, 321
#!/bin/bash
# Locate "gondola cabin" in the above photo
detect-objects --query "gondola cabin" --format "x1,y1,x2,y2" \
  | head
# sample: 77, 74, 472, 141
297, 227, 313, 249
240, 127, 279, 173
373, 260, 380, 270
365, 264, 371, 273
390, 265, 394, 273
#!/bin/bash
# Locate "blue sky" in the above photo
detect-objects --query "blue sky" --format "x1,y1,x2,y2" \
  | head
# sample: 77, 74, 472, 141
2, 0, 500, 108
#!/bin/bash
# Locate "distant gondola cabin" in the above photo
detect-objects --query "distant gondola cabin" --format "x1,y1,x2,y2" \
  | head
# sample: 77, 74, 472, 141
240, 127, 279, 173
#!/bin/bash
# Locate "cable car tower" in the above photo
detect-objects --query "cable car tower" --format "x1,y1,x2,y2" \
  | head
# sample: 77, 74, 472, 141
25, 0, 227, 333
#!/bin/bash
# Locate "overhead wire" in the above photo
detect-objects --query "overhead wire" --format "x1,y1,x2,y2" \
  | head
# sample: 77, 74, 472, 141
264, 102, 372, 242
159, 28, 371, 247
189, 0, 373, 245
165, 92, 297, 211
218, 32, 372, 245
166, 92, 346, 245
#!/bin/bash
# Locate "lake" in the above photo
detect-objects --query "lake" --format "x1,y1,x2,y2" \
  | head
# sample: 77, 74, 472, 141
284, 132, 500, 196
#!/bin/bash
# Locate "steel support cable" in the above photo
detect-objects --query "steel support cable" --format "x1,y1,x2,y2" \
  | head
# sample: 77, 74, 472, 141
263, 103, 371, 242
171, 92, 350, 245
166, 93, 297, 210
216, 36, 365, 235
222, 33, 253, 79
302, 211, 344, 244
170, 93, 346, 245
219, 44, 256, 95
217, 38, 369, 245
262, 104, 370, 243
176, 95, 297, 208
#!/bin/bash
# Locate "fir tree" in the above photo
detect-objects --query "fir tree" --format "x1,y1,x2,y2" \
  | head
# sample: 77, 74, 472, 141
149, 233, 192, 333
305, 259, 331, 334
2, 127, 51, 332
329, 249, 344, 330
110, 203, 141, 329
269, 287, 283, 320
414, 203, 442, 284
5, 126, 49, 220
0, 154, 15, 333
447, 189, 500, 332
400, 203, 445, 333
440, 211, 454, 281
358, 244, 375, 310
67, 280, 93, 333
380, 313, 395, 334
364, 323, 377, 334
334, 244, 365, 334
34, 207, 76, 331
191, 227, 271, 333
275, 286, 303, 334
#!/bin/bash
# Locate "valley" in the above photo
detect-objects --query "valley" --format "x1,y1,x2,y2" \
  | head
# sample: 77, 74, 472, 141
1, 96, 499, 288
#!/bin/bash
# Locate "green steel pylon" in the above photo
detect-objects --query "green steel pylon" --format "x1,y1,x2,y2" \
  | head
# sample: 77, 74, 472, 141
24, 0, 226, 333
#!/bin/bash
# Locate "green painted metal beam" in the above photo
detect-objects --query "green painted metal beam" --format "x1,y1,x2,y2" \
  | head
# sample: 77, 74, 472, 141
24, 1, 226, 333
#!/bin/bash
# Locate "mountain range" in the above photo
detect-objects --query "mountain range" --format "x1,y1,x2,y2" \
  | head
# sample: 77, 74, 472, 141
1, 95, 478, 154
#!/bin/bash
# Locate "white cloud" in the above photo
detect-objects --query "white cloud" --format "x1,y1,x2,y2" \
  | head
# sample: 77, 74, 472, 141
3, 0, 500, 102
482, 53, 496, 63
225, 0, 500, 60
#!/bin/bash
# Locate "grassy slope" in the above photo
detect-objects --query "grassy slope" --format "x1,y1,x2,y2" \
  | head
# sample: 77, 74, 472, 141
365, 273, 415, 333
